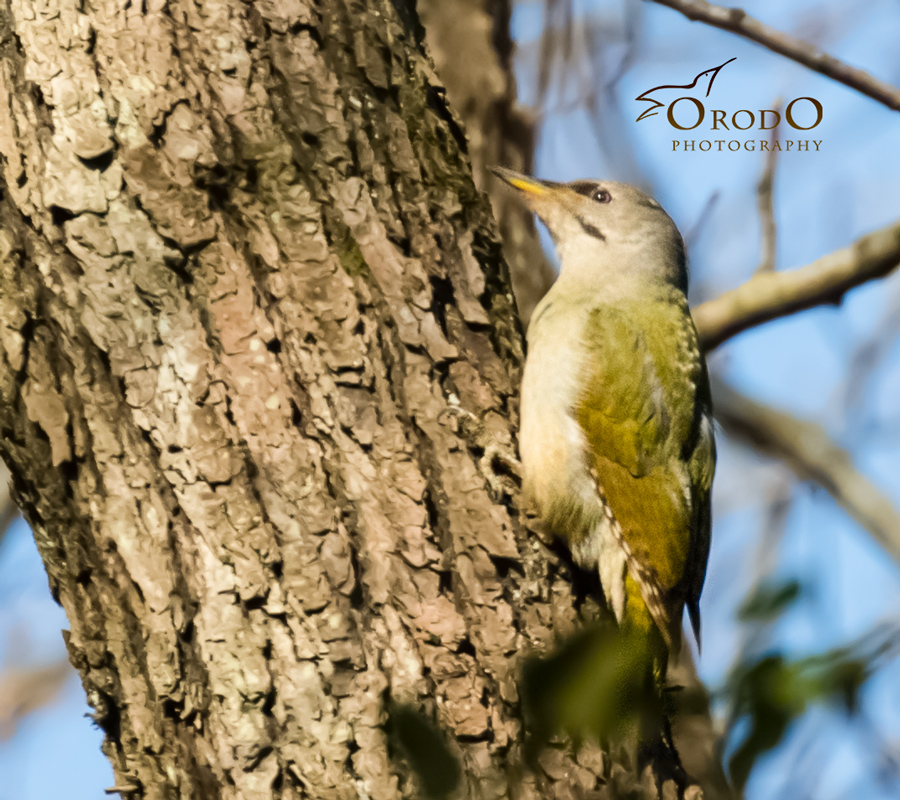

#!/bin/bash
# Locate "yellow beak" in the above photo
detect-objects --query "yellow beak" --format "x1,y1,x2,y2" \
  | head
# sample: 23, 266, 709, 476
489, 166, 551, 197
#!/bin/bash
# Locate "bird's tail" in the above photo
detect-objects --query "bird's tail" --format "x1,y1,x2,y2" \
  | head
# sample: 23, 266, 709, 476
619, 574, 672, 745
624, 573, 673, 670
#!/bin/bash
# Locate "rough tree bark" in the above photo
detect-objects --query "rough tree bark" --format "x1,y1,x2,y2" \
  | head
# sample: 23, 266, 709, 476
418, 4, 730, 798
0, 1, 721, 799
418, 0, 555, 325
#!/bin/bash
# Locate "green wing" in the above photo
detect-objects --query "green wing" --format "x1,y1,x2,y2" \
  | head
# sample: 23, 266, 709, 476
576, 296, 714, 649
686, 370, 715, 648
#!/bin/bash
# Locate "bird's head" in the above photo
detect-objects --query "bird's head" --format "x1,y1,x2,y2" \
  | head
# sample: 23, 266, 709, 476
490, 167, 687, 292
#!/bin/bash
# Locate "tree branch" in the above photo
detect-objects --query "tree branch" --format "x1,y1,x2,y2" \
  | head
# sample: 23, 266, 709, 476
648, 0, 900, 112
0, 660, 71, 739
694, 220, 900, 351
712, 379, 900, 563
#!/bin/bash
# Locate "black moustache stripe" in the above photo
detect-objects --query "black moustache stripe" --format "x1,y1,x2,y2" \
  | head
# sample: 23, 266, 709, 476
576, 216, 606, 241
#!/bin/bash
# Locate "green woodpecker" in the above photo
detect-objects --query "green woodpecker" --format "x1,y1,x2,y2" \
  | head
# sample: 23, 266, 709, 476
493, 167, 715, 667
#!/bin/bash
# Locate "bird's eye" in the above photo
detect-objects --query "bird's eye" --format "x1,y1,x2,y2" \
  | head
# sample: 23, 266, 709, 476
570, 181, 612, 203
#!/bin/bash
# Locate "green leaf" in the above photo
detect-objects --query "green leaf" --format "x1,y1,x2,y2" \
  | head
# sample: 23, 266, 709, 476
520, 624, 660, 756
726, 654, 800, 791
738, 578, 802, 622
726, 641, 875, 791
387, 704, 462, 799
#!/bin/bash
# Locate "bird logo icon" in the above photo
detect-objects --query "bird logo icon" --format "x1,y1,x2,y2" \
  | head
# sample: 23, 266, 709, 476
635, 57, 737, 122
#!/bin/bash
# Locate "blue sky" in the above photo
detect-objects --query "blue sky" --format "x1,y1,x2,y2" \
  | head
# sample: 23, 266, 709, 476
0, 518, 112, 799
2, 1, 900, 798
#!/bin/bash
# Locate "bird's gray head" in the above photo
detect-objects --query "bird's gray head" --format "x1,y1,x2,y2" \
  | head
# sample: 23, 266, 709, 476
491, 167, 687, 293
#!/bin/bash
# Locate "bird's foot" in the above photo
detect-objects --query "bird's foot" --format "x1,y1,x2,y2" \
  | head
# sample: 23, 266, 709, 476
438, 398, 522, 497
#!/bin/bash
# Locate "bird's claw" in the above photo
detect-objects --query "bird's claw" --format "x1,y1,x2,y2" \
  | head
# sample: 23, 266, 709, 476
439, 401, 522, 497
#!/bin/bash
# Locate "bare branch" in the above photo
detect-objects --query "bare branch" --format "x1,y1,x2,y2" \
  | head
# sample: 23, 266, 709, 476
712, 379, 900, 564
0, 660, 71, 739
694, 220, 900, 351
649, 0, 900, 112
0, 463, 14, 549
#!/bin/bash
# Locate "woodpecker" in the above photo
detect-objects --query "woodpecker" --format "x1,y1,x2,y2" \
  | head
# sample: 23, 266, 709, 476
493, 167, 715, 674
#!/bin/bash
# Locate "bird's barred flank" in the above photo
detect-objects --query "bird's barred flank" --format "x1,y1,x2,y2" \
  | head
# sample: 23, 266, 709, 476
593, 480, 674, 650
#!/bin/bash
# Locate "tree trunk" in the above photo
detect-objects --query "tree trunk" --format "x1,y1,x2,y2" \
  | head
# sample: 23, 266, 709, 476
418, 0, 555, 325
0, 1, 720, 798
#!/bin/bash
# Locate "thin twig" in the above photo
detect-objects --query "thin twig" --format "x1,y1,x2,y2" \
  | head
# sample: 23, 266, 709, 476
648, 0, 900, 112
712, 378, 900, 564
839, 285, 900, 427
755, 102, 781, 274
694, 220, 900, 351
685, 191, 720, 255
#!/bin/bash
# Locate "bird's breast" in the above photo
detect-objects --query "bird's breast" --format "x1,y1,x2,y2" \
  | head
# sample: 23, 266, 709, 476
519, 302, 598, 536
